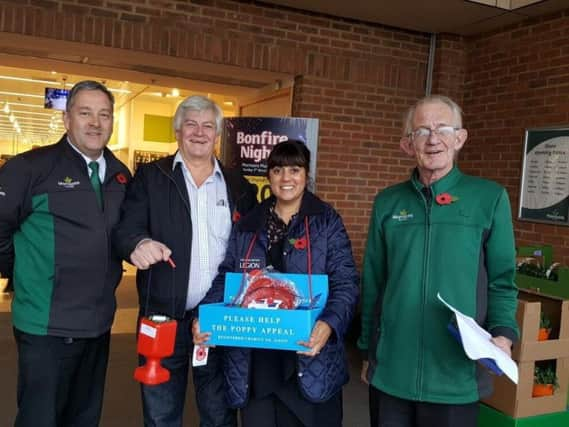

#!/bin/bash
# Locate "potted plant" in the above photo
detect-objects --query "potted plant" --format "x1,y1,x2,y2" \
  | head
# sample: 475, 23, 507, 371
532, 365, 558, 397
538, 312, 551, 341
516, 254, 569, 299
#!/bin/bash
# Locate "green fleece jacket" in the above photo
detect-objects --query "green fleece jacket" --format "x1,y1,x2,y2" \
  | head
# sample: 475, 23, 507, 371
358, 167, 519, 404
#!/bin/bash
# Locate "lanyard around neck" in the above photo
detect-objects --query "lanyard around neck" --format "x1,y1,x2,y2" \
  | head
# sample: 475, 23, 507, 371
232, 216, 313, 306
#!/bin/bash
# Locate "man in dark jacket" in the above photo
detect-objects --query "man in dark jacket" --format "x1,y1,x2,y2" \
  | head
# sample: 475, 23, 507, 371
0, 81, 131, 427
113, 95, 257, 427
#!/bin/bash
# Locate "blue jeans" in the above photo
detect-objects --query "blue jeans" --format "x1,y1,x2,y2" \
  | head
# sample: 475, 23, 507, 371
140, 316, 237, 427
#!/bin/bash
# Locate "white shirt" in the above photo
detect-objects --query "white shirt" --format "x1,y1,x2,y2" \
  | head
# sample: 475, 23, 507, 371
173, 153, 232, 310
66, 138, 106, 182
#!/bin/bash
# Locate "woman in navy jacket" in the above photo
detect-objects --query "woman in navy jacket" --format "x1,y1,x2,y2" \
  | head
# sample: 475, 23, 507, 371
195, 140, 359, 427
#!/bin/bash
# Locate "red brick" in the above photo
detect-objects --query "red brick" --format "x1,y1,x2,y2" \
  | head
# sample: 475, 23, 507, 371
7, 1, 569, 264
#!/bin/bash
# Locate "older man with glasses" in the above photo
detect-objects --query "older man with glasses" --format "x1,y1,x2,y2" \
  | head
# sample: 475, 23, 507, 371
358, 95, 519, 427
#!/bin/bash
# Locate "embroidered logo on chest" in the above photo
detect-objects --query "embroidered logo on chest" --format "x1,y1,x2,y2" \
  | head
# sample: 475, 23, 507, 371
392, 209, 414, 222
58, 176, 81, 189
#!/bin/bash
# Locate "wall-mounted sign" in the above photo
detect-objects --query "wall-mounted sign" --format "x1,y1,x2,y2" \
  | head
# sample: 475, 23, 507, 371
221, 117, 319, 201
143, 115, 175, 143
519, 127, 569, 225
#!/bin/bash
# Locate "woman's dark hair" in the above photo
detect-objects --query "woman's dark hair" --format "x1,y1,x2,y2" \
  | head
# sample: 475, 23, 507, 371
267, 140, 310, 176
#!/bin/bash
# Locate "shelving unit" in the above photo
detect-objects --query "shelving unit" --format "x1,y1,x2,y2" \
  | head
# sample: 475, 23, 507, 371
481, 290, 569, 422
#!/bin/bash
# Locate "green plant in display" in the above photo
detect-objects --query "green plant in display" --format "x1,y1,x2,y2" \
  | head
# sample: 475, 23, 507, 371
540, 312, 551, 330
517, 260, 559, 281
534, 365, 559, 389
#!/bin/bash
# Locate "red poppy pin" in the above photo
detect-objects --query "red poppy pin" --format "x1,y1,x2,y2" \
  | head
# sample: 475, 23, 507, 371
195, 347, 207, 361
289, 236, 307, 250
435, 192, 459, 205
116, 173, 128, 184
232, 210, 241, 223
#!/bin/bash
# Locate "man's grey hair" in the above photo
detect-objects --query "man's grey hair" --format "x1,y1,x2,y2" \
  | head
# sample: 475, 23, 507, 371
66, 80, 114, 112
173, 95, 223, 134
403, 95, 463, 136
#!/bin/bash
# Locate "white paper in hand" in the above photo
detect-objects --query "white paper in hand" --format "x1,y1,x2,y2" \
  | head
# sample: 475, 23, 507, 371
192, 346, 209, 367
437, 293, 519, 384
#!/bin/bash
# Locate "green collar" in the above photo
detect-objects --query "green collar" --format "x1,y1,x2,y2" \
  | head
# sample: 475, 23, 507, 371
410, 166, 463, 195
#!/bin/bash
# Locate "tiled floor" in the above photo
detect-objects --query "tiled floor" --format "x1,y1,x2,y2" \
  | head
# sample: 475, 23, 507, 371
0, 275, 369, 426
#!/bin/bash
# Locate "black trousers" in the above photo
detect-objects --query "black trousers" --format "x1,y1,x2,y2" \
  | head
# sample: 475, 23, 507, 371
13, 328, 110, 427
241, 388, 343, 427
369, 386, 478, 427
241, 394, 305, 427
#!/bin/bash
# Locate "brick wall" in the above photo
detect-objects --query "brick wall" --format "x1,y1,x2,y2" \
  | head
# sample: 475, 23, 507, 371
432, 34, 468, 106
461, 10, 569, 265
3, 1, 567, 266
0, 0, 432, 264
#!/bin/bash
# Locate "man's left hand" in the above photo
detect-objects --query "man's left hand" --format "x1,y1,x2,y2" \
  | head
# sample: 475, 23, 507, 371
491, 335, 513, 357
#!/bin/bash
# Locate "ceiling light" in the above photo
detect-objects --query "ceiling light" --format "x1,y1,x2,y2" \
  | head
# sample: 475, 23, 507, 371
0, 91, 44, 99
5, 102, 43, 109
0, 75, 58, 85
465, 0, 544, 10
223, 101, 234, 107
171, 88, 180, 97
110, 88, 131, 94
61, 82, 130, 94
9, 114, 15, 123
12, 110, 58, 117
2, 103, 9, 113
16, 117, 57, 123
0, 124, 48, 130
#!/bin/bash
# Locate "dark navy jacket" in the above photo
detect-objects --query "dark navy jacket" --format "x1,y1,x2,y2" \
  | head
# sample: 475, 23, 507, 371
203, 191, 359, 406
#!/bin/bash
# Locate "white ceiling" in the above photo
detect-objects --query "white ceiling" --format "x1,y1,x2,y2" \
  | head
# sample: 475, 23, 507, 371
262, 0, 569, 35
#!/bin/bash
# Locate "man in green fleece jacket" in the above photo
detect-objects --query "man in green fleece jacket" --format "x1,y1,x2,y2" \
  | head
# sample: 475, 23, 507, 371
358, 95, 518, 427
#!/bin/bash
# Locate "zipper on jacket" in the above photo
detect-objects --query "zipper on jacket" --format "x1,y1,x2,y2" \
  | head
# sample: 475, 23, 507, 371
158, 163, 193, 216
416, 186, 432, 400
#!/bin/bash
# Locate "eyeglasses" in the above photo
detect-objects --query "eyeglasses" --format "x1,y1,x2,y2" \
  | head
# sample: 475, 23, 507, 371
409, 126, 460, 142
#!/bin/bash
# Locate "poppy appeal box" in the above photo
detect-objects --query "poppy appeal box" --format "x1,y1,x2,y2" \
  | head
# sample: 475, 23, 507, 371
199, 271, 328, 351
